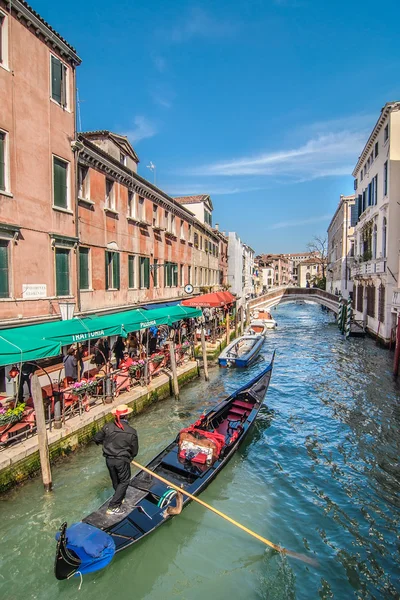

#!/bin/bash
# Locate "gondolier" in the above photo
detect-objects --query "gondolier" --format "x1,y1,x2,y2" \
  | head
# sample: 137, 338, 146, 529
94, 404, 139, 515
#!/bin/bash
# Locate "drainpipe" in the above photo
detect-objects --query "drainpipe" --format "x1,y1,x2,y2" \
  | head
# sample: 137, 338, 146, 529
72, 67, 82, 314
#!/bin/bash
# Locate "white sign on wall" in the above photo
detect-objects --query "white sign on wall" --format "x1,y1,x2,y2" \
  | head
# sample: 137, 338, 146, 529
22, 284, 47, 299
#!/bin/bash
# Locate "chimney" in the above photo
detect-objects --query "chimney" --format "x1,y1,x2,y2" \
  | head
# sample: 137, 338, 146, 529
215, 223, 219, 230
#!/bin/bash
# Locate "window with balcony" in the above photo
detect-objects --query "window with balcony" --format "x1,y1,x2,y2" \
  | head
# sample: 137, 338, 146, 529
105, 251, 120, 290
0, 239, 9, 298
51, 55, 67, 107
55, 248, 70, 296
53, 156, 69, 210
79, 247, 90, 290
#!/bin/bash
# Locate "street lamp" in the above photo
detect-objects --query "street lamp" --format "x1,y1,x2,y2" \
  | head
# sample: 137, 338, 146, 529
146, 161, 156, 185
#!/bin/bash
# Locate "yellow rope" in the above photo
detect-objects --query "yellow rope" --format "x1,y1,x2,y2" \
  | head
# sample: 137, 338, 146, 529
131, 459, 317, 566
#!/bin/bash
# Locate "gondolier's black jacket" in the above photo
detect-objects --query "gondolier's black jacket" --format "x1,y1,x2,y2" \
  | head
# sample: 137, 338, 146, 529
94, 420, 138, 462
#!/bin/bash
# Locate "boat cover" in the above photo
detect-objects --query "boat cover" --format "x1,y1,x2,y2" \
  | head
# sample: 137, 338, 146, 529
55, 522, 115, 576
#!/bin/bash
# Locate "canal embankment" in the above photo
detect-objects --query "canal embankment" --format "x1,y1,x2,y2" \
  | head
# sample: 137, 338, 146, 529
0, 360, 199, 493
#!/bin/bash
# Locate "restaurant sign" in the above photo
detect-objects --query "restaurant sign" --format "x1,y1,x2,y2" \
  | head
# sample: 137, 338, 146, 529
140, 320, 156, 330
22, 284, 47, 299
72, 330, 105, 343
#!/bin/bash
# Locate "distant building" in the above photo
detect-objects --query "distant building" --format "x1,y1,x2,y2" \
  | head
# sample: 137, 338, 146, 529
297, 258, 324, 288
351, 102, 400, 343
213, 225, 228, 288
326, 195, 355, 297
259, 254, 289, 287
174, 195, 220, 293
286, 252, 316, 286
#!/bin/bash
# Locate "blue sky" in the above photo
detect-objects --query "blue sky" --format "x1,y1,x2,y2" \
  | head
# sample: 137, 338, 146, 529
34, 0, 400, 253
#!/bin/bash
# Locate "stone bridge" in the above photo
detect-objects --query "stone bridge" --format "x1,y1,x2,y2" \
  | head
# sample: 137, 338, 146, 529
248, 286, 339, 314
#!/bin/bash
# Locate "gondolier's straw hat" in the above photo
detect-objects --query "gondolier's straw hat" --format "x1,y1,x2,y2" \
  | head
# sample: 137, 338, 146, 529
111, 404, 133, 416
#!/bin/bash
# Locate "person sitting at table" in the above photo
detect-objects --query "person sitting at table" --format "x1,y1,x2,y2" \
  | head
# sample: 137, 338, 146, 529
119, 351, 134, 370
113, 336, 126, 368
149, 333, 158, 355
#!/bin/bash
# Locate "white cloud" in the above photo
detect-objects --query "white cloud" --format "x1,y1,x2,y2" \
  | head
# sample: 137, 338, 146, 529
269, 214, 332, 230
188, 127, 368, 182
126, 116, 157, 143
152, 55, 167, 73
170, 7, 237, 43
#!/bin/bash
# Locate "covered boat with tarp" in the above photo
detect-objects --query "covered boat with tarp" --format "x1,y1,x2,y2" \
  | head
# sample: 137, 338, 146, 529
218, 334, 264, 367
54, 357, 275, 581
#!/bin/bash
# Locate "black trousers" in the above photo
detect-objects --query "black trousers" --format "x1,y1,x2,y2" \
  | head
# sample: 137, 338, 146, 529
106, 457, 131, 508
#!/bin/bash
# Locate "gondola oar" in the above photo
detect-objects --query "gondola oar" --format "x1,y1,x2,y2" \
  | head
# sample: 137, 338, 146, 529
131, 459, 317, 566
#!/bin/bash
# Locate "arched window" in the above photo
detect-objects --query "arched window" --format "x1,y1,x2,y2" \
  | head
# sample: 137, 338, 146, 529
372, 224, 377, 259
382, 217, 387, 257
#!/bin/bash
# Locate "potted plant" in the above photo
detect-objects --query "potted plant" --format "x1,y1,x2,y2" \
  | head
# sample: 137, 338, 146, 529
0, 402, 26, 426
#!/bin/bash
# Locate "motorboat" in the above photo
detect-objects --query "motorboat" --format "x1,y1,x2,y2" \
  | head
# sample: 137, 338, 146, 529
251, 309, 277, 329
218, 334, 264, 368
246, 319, 267, 337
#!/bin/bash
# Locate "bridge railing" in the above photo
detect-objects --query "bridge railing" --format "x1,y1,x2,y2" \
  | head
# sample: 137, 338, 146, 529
248, 287, 339, 309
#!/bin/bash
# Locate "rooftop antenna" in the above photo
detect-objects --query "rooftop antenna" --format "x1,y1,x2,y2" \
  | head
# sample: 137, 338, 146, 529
77, 87, 82, 132
146, 161, 156, 185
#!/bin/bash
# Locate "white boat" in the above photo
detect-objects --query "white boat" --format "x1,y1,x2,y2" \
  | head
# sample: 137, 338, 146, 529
251, 309, 277, 329
246, 319, 268, 337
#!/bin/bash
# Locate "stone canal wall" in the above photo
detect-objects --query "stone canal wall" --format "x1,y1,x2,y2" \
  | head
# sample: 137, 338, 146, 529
0, 362, 199, 494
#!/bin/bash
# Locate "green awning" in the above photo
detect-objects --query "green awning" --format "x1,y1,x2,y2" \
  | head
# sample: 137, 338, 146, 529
0, 332, 61, 367
0, 304, 201, 367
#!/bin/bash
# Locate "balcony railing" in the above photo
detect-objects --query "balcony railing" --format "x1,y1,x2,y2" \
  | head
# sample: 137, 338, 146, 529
350, 258, 386, 277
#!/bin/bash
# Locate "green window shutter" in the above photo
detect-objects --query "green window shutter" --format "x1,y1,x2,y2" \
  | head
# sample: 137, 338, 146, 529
105, 251, 110, 289
173, 263, 178, 287
53, 157, 67, 208
55, 248, 69, 296
0, 132, 5, 191
51, 56, 62, 104
144, 257, 150, 289
79, 248, 89, 290
0, 240, 9, 298
113, 252, 120, 289
140, 257, 144, 288
128, 255, 135, 288
153, 259, 158, 287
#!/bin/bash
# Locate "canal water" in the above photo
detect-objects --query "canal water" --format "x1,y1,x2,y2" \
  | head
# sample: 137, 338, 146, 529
0, 303, 399, 600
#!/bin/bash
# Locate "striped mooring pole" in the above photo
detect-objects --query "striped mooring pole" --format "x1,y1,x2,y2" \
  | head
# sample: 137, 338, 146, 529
340, 302, 347, 334
337, 296, 343, 329
345, 296, 352, 339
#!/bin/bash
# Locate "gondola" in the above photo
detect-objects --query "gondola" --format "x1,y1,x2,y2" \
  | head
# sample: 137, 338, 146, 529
218, 334, 264, 367
54, 355, 275, 581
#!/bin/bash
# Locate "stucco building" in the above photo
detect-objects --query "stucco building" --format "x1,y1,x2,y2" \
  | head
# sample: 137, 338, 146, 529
326, 195, 355, 297
351, 102, 400, 343
213, 225, 228, 288
174, 195, 220, 293
0, 0, 81, 324
259, 254, 289, 287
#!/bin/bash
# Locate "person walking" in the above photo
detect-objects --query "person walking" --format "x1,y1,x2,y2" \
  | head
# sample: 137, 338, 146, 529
112, 336, 125, 368
94, 404, 138, 515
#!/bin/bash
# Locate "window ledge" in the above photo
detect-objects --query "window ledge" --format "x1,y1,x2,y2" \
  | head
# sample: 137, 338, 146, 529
153, 225, 166, 232
53, 206, 73, 215
138, 220, 151, 227
127, 215, 140, 223
50, 97, 71, 113
0, 190, 13, 199
78, 197, 95, 206
80, 288, 94, 292
104, 207, 119, 215
180, 237, 186, 242
106, 288, 120, 292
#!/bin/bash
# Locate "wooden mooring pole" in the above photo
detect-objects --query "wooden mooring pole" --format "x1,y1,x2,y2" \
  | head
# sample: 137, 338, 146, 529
393, 314, 400, 376
31, 374, 52, 492
169, 337, 180, 399
201, 326, 209, 381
